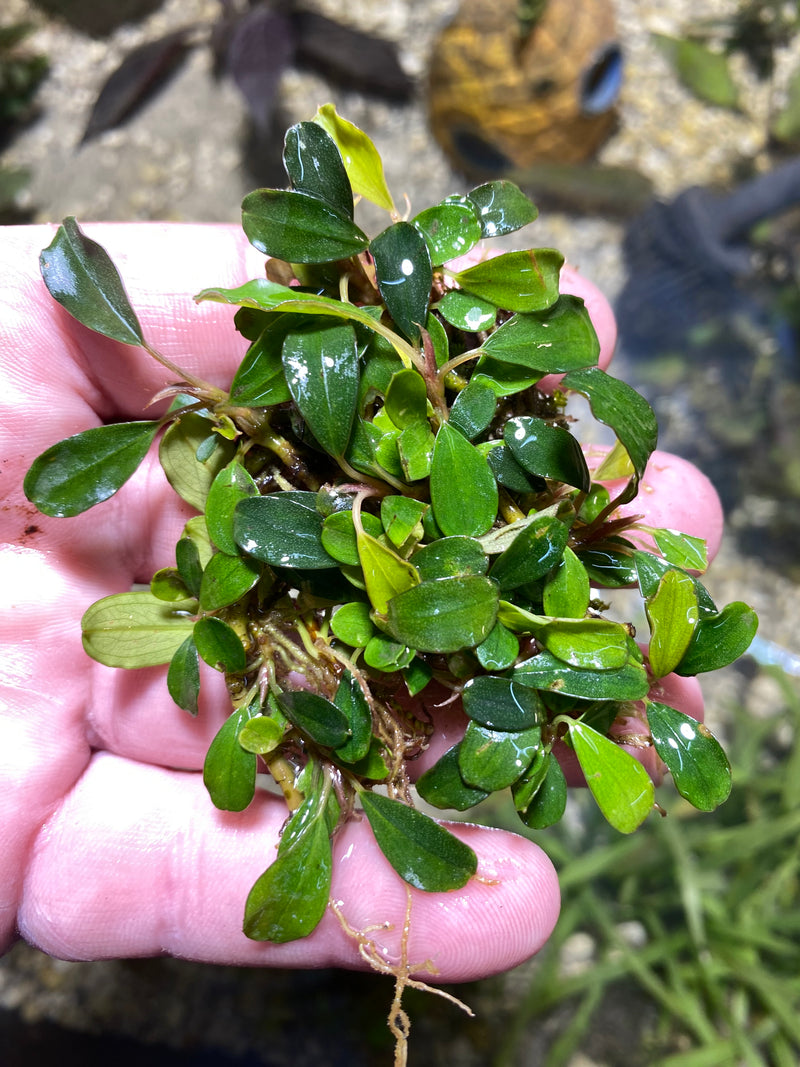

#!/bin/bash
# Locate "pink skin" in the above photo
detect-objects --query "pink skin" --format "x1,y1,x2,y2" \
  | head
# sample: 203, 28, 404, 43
0, 225, 719, 979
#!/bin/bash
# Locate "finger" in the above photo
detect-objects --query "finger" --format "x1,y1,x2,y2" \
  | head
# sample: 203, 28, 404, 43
18, 753, 560, 981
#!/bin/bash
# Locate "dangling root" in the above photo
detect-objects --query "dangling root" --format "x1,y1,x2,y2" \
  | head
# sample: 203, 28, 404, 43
330, 888, 474, 1067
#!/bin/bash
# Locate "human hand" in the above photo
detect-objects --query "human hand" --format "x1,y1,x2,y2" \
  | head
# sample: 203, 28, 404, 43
0, 223, 722, 980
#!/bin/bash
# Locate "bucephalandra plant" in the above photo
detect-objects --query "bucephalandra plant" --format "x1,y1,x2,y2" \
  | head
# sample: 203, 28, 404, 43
23, 104, 757, 1049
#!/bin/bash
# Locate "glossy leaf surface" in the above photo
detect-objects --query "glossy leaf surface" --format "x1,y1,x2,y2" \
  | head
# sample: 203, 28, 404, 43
198, 551, 261, 612
370, 222, 432, 341
448, 378, 496, 440
360, 791, 477, 892
321, 509, 382, 566
24, 420, 159, 517
39, 217, 145, 345
205, 462, 259, 556
459, 721, 541, 791
193, 616, 247, 673
450, 249, 562, 313
411, 202, 481, 265
504, 416, 590, 492
430, 422, 498, 536
357, 529, 419, 614
675, 602, 758, 675
516, 753, 567, 829
385, 575, 498, 652
282, 320, 359, 456
283, 120, 353, 219
385, 368, 428, 428
481, 296, 599, 374
277, 690, 350, 749
646, 568, 699, 678
167, 634, 200, 715
462, 675, 543, 730
514, 649, 649, 700
646, 701, 732, 811
542, 546, 590, 618
413, 535, 488, 581
330, 601, 375, 647
652, 528, 708, 572
313, 103, 394, 211
437, 289, 497, 331
416, 743, 490, 811
81, 591, 196, 668
235, 492, 335, 569
333, 671, 372, 763
475, 621, 519, 670
242, 188, 368, 262
203, 704, 258, 812
489, 514, 568, 591
466, 180, 538, 237
229, 317, 293, 407
569, 720, 654, 833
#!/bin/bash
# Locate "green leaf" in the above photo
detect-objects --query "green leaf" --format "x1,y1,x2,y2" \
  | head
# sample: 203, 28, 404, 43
229, 316, 294, 407
203, 703, 259, 812
462, 675, 543, 730
321, 508, 382, 566
380, 495, 427, 551
397, 419, 435, 481
313, 103, 395, 212
459, 720, 541, 791
436, 289, 497, 332
562, 367, 657, 485
411, 202, 482, 265
516, 753, 567, 829
652, 528, 708, 572
413, 535, 488, 580
167, 634, 200, 715
150, 567, 192, 603
39, 217, 145, 345
449, 378, 496, 440
370, 222, 433, 342
282, 319, 360, 456
653, 33, 740, 110
385, 368, 428, 428
81, 591, 196, 668
283, 120, 353, 219
198, 551, 261, 612
237, 716, 285, 755
330, 601, 376, 647
634, 551, 718, 615
159, 413, 236, 512
385, 575, 499, 652
359, 791, 477, 892
466, 181, 538, 237
277, 690, 350, 749
675, 602, 758, 675
569, 720, 654, 833
243, 808, 332, 942
771, 61, 800, 143
242, 188, 368, 263
646, 569, 699, 679
579, 547, 639, 588
481, 296, 599, 375
357, 529, 419, 614
364, 633, 414, 672
543, 546, 590, 618
504, 416, 590, 491
24, 420, 159, 517
475, 621, 519, 671
513, 649, 650, 700
484, 444, 545, 494
175, 536, 203, 597
489, 514, 569, 591
193, 616, 246, 673
449, 249, 563, 313
430, 422, 498, 536
235, 492, 335, 569
333, 671, 372, 763
646, 701, 731, 811
205, 462, 259, 556
500, 607, 631, 669
416, 743, 490, 811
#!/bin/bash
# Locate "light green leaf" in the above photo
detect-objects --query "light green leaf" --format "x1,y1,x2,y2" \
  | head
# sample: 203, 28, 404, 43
652, 528, 708, 572
357, 529, 419, 614
380, 495, 427, 551
81, 591, 196, 668
653, 33, 740, 110
436, 289, 497, 332
413, 535, 488, 580
449, 248, 563, 313
466, 180, 538, 237
542, 545, 590, 618
646, 568, 699, 679
330, 601, 375, 647
39, 217, 145, 345
481, 295, 599, 374
237, 716, 285, 755
411, 202, 482, 265
360, 791, 477, 892
24, 420, 159, 517
385, 368, 428, 429
313, 103, 395, 211
569, 720, 654, 833
321, 508, 382, 566
198, 551, 261, 612
205, 462, 259, 556
475, 621, 519, 671
159, 413, 236, 512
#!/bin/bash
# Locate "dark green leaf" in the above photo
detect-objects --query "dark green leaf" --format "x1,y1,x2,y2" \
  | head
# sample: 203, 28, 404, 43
646, 569, 699, 678
489, 514, 569, 591
160, 413, 236, 512
484, 444, 546, 494
176, 536, 203, 597
562, 367, 657, 484
634, 551, 718, 615
504, 416, 590, 492
413, 535, 488, 580
229, 316, 294, 407
360, 791, 477, 892
193, 616, 247, 673
333, 671, 372, 763
579, 547, 639, 588
430, 422, 498, 536
370, 222, 432, 342
462, 675, 544, 730
203, 703, 259, 811
449, 249, 563, 313
569, 720, 654, 833
449, 378, 496, 439
403, 657, 432, 697
385, 575, 499, 652
243, 811, 332, 941
416, 743, 490, 811
467, 181, 538, 237
481, 296, 599, 374
205, 462, 259, 556
81, 591, 196, 668
167, 634, 200, 715
277, 690, 350, 748
514, 649, 650, 700
542, 546, 590, 618
459, 720, 541, 791
242, 188, 368, 262
198, 551, 261, 612
282, 319, 360, 456
646, 701, 731, 811
283, 120, 353, 219
516, 753, 567, 828
411, 202, 481, 265
235, 492, 335, 569
24, 420, 159, 517
675, 602, 758, 675
436, 290, 497, 331
39, 217, 145, 345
